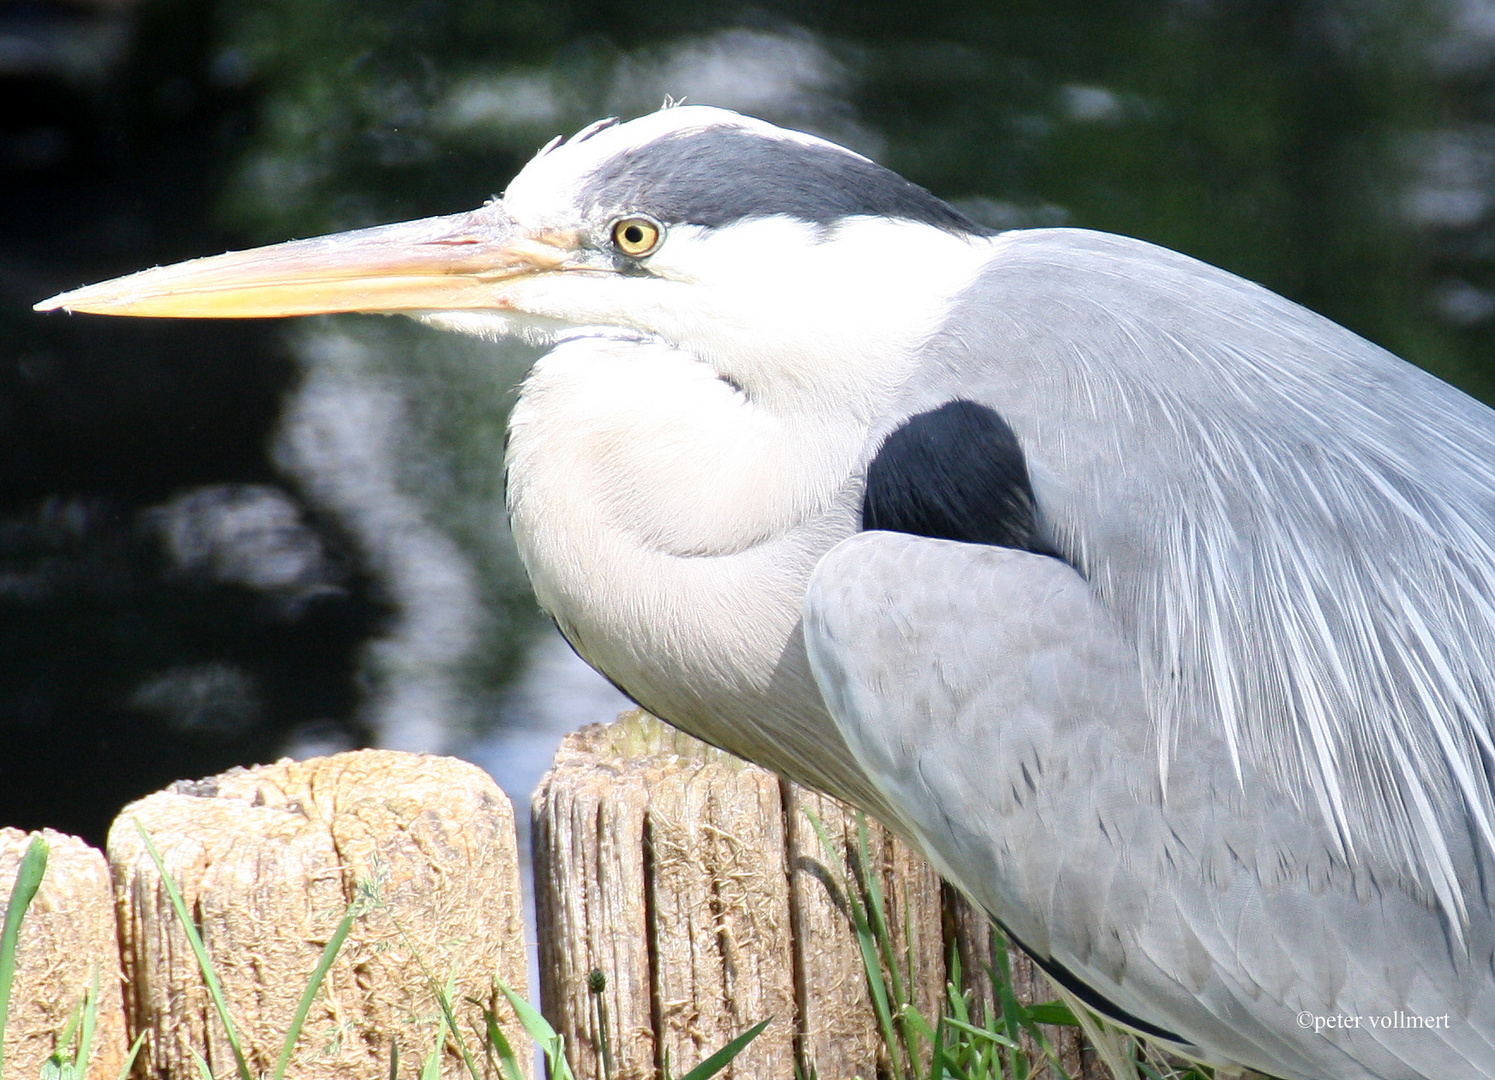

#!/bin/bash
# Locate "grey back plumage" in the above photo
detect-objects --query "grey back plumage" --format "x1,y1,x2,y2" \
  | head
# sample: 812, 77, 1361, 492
883, 228, 1495, 928
804, 231, 1495, 1078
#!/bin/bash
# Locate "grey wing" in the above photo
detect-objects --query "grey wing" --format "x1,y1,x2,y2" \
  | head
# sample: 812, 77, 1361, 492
803, 530, 1495, 1080
892, 228, 1495, 924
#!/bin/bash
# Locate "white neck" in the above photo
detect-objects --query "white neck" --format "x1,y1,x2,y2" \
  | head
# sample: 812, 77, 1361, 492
500, 222, 997, 800
505, 220, 999, 554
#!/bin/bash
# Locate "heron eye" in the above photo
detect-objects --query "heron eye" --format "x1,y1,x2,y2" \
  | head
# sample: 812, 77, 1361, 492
610, 215, 663, 257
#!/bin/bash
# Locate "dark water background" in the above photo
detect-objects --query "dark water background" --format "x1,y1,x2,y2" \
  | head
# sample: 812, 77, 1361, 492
5, 0, 1495, 843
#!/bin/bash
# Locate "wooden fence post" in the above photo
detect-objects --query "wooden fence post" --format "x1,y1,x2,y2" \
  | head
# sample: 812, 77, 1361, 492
107, 750, 530, 1080
533, 712, 1114, 1080
531, 715, 796, 1080
0, 722, 1114, 1079
531, 727, 657, 1080
0, 828, 127, 1080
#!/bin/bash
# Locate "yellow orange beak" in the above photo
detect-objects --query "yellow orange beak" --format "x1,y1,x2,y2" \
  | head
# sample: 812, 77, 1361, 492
34, 206, 575, 319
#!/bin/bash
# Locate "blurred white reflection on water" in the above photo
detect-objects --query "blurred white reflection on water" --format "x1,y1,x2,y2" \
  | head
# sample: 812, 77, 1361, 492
275, 321, 541, 752
468, 627, 632, 815
437, 27, 875, 154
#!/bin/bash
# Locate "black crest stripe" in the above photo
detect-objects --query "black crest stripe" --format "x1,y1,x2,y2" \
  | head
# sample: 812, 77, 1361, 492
580, 127, 990, 233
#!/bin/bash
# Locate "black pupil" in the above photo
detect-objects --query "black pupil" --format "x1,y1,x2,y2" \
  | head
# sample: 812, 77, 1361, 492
623, 224, 645, 246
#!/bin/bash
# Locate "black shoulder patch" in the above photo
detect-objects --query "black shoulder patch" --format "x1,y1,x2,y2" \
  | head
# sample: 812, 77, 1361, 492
862, 400, 1054, 554
580, 127, 989, 234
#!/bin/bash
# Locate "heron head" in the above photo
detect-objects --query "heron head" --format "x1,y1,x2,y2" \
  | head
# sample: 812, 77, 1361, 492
37, 105, 991, 412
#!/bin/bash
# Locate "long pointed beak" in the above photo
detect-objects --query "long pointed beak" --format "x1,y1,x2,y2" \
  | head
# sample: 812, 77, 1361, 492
34, 206, 574, 318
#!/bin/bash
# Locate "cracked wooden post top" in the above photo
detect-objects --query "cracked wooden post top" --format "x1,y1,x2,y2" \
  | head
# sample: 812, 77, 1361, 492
107, 749, 529, 1080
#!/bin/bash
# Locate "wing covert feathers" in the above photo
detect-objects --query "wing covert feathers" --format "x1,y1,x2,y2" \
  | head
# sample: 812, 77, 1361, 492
804, 530, 1495, 1079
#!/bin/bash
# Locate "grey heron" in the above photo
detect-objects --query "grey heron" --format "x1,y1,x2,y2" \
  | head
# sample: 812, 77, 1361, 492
36, 105, 1495, 1080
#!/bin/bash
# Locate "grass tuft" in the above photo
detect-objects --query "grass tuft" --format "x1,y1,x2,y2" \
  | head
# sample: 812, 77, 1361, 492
807, 811, 1214, 1080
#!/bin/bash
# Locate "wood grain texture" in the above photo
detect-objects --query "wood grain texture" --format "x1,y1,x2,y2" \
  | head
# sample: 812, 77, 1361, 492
533, 713, 796, 1080
646, 751, 796, 1079
784, 784, 950, 1080
537, 713, 974, 1080
0, 828, 127, 1080
533, 732, 656, 1080
107, 750, 528, 1080
535, 711, 1118, 1080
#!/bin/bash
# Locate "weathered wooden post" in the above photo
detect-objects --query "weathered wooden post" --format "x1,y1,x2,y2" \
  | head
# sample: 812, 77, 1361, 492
0, 828, 128, 1080
107, 750, 530, 1080
783, 785, 945, 1079
533, 711, 1113, 1080
533, 713, 946, 1080
531, 716, 798, 1080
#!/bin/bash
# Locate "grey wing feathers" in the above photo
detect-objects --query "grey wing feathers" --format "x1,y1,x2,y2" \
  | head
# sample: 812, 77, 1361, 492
803, 531, 1495, 1080
887, 228, 1495, 930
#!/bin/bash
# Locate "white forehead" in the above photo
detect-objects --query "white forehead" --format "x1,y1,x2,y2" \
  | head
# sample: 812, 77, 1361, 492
501, 105, 869, 226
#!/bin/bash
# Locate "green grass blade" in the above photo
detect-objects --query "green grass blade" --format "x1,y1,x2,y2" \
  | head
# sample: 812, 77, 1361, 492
989, 941, 1026, 1063
270, 900, 359, 1080
852, 818, 907, 1013
945, 947, 970, 1025
548, 1034, 574, 1080
53, 996, 84, 1070
673, 1018, 770, 1080
811, 804, 905, 1065
494, 977, 575, 1080
134, 820, 253, 1080
941, 1016, 1016, 1047
479, 1004, 526, 1080
899, 1004, 938, 1046
71, 966, 101, 1080
189, 1046, 216, 1080
807, 812, 906, 1080
421, 985, 455, 1080
854, 913, 902, 1077
430, 970, 487, 1080
930, 1012, 948, 1080
492, 977, 558, 1047
1024, 1002, 1079, 1027
0, 832, 48, 1078
116, 1032, 148, 1080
